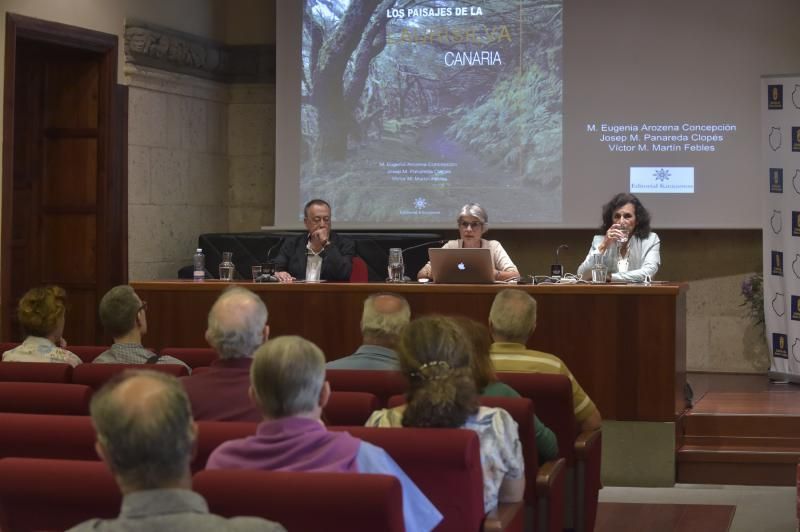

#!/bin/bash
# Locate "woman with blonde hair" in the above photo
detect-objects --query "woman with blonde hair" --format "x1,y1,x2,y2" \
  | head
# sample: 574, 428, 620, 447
2, 286, 81, 367
366, 315, 524, 512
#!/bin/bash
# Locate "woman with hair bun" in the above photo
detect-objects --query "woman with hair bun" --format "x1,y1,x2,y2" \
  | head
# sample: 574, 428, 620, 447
2, 286, 82, 366
365, 315, 524, 512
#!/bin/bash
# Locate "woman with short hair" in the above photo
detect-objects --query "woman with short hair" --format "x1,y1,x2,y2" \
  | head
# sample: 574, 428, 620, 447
417, 203, 519, 281
2, 285, 82, 366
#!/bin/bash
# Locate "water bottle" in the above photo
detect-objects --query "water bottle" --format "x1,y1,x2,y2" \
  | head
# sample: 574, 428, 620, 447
193, 249, 205, 282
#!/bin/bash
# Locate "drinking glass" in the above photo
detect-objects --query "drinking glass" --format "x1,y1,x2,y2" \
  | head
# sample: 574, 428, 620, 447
616, 224, 630, 244
251, 264, 263, 282
387, 248, 404, 282
219, 251, 234, 281
590, 253, 607, 284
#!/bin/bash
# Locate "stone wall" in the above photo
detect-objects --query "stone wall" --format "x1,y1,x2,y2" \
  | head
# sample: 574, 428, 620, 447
127, 67, 230, 280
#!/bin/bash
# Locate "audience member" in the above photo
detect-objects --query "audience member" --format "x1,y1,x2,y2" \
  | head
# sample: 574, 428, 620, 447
206, 335, 442, 532
2, 285, 81, 367
67, 370, 285, 531
181, 287, 268, 421
326, 293, 410, 370
366, 316, 525, 513
488, 289, 602, 432
454, 316, 558, 463
94, 285, 189, 372
274, 199, 354, 282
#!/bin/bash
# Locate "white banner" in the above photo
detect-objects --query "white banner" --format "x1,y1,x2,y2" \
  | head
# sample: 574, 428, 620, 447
761, 76, 800, 381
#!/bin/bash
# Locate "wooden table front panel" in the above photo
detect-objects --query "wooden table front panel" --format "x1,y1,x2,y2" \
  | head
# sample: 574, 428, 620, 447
131, 281, 687, 422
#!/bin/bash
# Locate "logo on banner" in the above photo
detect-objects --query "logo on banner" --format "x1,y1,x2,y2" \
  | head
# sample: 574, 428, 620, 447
769, 127, 782, 151
793, 212, 800, 236
793, 255, 800, 278
793, 128, 800, 152
772, 292, 786, 317
793, 339, 800, 363
770, 168, 783, 193
772, 251, 784, 276
773, 333, 789, 358
794, 170, 800, 194
773, 334, 789, 358
769, 84, 783, 109
793, 85, 800, 109
792, 296, 800, 321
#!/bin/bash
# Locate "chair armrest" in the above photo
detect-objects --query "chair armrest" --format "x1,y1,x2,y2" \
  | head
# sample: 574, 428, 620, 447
574, 429, 601, 460
535, 457, 566, 497
483, 501, 525, 532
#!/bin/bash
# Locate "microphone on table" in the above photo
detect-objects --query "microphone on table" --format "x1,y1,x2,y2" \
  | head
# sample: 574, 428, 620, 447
257, 237, 285, 282
550, 244, 568, 278
401, 239, 447, 255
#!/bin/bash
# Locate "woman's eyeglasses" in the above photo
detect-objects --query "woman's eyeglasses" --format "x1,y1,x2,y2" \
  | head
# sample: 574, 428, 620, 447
459, 221, 483, 229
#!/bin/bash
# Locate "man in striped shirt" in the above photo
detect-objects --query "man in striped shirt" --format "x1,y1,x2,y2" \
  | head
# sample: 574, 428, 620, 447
488, 289, 602, 432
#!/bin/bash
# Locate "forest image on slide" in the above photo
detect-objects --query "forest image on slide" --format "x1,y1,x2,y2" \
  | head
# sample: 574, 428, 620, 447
301, 0, 562, 223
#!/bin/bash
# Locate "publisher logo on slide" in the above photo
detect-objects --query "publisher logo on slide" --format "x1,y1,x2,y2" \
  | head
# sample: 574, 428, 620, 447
768, 84, 783, 109
773, 333, 788, 358
770, 168, 783, 193
629, 167, 694, 193
772, 250, 784, 276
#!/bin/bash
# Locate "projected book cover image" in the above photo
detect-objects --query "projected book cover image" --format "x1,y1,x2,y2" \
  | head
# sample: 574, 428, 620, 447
299, 0, 563, 224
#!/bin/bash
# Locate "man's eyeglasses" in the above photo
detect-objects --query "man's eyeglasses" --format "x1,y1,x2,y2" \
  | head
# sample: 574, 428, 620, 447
307, 216, 331, 224
459, 221, 483, 229
138, 301, 148, 313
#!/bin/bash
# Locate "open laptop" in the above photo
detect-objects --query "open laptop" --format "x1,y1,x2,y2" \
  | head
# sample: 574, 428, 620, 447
428, 248, 495, 284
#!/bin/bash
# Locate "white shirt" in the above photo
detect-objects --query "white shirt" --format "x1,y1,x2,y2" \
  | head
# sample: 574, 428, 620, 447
305, 241, 323, 282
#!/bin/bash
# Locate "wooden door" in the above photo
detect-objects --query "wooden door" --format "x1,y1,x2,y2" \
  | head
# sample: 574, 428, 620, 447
2, 14, 126, 344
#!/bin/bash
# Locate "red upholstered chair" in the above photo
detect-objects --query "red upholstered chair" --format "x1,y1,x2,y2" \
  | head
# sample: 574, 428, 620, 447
349, 256, 369, 282
335, 426, 521, 532
385, 395, 566, 532
194, 469, 404, 532
0, 413, 97, 461
72, 363, 189, 390
69, 345, 110, 363
0, 342, 19, 354
0, 382, 93, 415
323, 391, 380, 426
0, 458, 120, 532
194, 420, 258, 472
325, 369, 408, 408
496, 372, 602, 532
481, 396, 566, 532
0, 361, 72, 383
159, 347, 219, 368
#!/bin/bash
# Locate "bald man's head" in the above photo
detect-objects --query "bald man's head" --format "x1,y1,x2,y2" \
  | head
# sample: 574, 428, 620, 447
90, 370, 195, 492
206, 287, 269, 359
360, 293, 411, 346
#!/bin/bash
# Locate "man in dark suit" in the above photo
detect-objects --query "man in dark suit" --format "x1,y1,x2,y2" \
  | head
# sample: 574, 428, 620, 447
274, 199, 354, 282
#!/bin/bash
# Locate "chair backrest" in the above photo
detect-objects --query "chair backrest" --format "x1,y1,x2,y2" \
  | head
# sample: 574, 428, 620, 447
72, 363, 190, 390
0, 361, 72, 383
480, 396, 539, 506
0, 413, 97, 461
349, 256, 369, 282
335, 426, 484, 532
159, 347, 218, 368
0, 382, 93, 415
0, 343, 19, 354
194, 469, 404, 532
496, 372, 576, 466
0, 458, 120, 532
323, 391, 379, 426
194, 420, 258, 472
326, 369, 408, 408
69, 346, 110, 363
